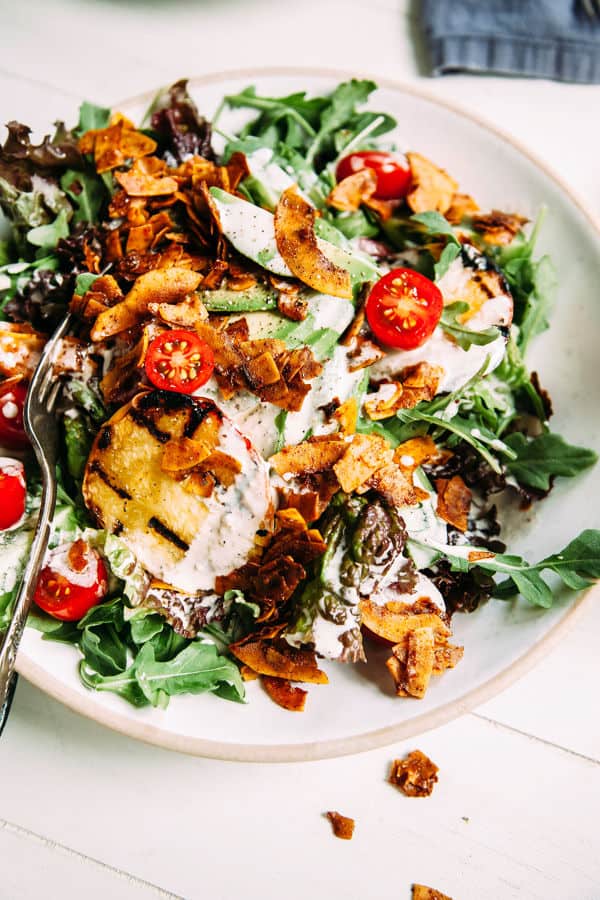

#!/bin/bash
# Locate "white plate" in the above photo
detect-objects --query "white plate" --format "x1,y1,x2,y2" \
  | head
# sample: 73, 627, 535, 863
15, 68, 600, 761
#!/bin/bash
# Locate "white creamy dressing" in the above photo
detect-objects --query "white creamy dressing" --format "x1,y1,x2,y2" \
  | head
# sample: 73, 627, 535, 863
246, 148, 299, 199
162, 416, 272, 592
195, 293, 360, 458
372, 256, 512, 393
47, 542, 99, 588
401, 470, 448, 569
369, 571, 445, 613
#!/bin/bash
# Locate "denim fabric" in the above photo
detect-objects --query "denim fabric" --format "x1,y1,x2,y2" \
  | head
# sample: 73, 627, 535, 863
420, 0, 600, 83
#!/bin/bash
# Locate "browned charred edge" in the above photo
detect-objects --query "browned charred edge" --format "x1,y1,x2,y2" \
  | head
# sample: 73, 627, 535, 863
148, 516, 189, 552
98, 425, 112, 451
129, 407, 171, 444
89, 460, 133, 500
131, 390, 221, 442
113, 520, 124, 536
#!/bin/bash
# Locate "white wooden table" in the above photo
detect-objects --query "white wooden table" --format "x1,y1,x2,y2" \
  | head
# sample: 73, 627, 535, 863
1, 2, 599, 897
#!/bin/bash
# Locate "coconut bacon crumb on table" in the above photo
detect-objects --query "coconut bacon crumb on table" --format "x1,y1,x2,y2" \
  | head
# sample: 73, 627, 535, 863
325, 811, 355, 840
412, 885, 454, 900
389, 749, 439, 797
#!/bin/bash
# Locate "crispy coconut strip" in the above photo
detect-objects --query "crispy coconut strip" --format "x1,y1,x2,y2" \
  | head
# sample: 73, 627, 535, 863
435, 475, 472, 532
406, 152, 458, 215
390, 750, 439, 798
364, 382, 404, 420
326, 168, 378, 212
326, 812, 355, 840
333, 396, 358, 435
397, 363, 444, 409
361, 601, 451, 645
115, 157, 179, 197
394, 436, 443, 471
363, 464, 419, 507
161, 437, 213, 474
472, 209, 529, 245
270, 439, 346, 477
90, 267, 202, 341
446, 192, 480, 225
230, 640, 328, 684
386, 625, 463, 699
412, 887, 454, 900
274, 187, 352, 299
79, 114, 157, 173
262, 676, 308, 712
333, 433, 393, 493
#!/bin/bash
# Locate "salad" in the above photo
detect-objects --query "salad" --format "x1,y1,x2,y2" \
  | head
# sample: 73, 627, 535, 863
0, 78, 599, 712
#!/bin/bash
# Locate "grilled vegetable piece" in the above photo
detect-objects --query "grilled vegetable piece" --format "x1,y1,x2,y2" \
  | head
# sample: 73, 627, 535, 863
83, 390, 273, 592
285, 493, 415, 661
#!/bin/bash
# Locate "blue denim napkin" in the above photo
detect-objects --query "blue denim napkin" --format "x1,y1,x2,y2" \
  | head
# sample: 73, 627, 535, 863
420, 0, 600, 83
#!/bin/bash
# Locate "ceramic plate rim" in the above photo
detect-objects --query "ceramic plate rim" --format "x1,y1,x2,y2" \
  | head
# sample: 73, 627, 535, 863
15, 66, 600, 762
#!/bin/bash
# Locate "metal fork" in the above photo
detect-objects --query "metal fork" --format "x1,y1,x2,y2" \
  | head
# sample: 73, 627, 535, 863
0, 314, 72, 735
581, 0, 600, 19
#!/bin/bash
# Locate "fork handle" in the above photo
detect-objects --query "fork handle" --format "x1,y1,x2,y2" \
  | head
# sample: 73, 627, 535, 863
0, 467, 56, 715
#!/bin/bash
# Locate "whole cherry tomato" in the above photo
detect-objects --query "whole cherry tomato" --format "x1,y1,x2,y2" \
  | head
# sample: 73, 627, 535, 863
145, 330, 214, 394
366, 268, 443, 351
0, 457, 26, 530
335, 151, 411, 200
34, 539, 108, 622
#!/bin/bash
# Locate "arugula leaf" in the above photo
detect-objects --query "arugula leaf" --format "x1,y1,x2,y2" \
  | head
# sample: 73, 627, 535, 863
26, 208, 70, 249
80, 625, 127, 676
492, 211, 556, 354
410, 211, 460, 245
274, 408, 288, 454
76, 100, 111, 135
434, 242, 461, 279
505, 432, 598, 490
60, 169, 106, 224
305, 79, 376, 165
409, 529, 600, 608
74, 272, 99, 295
439, 301, 499, 350
63, 414, 93, 481
81, 641, 245, 708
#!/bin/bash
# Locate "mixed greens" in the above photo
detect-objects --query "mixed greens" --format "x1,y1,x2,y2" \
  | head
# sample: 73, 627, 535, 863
0, 78, 598, 712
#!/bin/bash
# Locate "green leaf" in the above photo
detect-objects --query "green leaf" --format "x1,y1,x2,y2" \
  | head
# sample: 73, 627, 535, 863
434, 242, 461, 279
133, 641, 245, 707
274, 408, 288, 454
305, 79, 376, 165
410, 211, 460, 245
409, 529, 600, 608
505, 432, 598, 490
74, 272, 99, 295
76, 100, 111, 135
63, 415, 92, 481
80, 624, 128, 676
129, 612, 165, 645
60, 169, 106, 225
439, 301, 500, 350
26, 208, 70, 249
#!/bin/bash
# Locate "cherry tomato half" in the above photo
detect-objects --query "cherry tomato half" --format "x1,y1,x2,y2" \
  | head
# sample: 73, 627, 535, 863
0, 381, 29, 448
335, 151, 412, 201
365, 268, 443, 351
0, 457, 26, 530
145, 330, 214, 394
34, 539, 108, 622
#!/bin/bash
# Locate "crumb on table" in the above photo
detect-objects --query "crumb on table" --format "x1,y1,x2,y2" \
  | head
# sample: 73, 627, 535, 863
389, 749, 439, 797
325, 810, 355, 840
